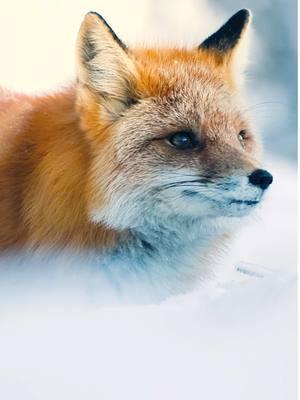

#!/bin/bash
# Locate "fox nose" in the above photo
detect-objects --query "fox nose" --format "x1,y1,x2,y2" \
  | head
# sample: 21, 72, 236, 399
248, 169, 273, 190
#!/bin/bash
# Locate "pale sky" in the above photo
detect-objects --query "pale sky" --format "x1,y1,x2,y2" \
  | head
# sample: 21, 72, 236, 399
0, 0, 225, 92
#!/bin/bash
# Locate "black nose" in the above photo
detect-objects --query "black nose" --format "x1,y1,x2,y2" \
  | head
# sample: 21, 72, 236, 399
248, 169, 273, 190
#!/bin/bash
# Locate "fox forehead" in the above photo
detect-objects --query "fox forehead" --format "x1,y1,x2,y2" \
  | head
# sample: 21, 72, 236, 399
133, 47, 235, 96
114, 48, 246, 142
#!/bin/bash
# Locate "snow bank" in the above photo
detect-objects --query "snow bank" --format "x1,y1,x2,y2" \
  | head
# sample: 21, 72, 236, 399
0, 268, 296, 400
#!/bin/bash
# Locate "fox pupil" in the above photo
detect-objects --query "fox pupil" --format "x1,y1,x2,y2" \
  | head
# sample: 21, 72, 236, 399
238, 130, 247, 147
168, 131, 197, 150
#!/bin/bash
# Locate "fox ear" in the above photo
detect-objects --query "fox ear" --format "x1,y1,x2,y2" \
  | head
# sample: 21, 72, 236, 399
199, 9, 252, 83
76, 12, 137, 118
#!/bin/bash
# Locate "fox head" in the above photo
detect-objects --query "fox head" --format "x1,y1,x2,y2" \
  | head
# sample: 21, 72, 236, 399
76, 10, 273, 231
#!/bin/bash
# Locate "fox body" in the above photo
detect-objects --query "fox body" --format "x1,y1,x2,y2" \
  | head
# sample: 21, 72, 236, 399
0, 10, 273, 296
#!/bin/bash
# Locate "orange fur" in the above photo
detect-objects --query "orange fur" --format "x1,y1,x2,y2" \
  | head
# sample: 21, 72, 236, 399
0, 87, 119, 251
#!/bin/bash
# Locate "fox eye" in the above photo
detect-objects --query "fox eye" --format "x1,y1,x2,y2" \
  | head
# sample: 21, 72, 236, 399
168, 131, 198, 150
238, 130, 247, 146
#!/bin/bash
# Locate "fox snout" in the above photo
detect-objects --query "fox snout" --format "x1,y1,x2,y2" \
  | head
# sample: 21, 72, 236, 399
248, 169, 273, 190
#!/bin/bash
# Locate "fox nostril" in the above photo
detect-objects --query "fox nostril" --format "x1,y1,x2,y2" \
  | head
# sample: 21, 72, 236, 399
248, 169, 273, 190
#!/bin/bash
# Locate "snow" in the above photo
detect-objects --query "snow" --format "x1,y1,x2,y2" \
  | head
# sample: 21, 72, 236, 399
0, 271, 296, 400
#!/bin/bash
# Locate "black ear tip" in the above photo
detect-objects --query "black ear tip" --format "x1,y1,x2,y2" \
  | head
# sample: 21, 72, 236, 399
87, 11, 106, 23
199, 8, 252, 52
88, 11, 99, 16
231, 9, 252, 24
84, 11, 128, 52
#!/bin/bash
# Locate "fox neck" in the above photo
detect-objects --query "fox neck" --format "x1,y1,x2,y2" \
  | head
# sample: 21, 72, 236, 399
96, 214, 231, 286
84, 215, 232, 302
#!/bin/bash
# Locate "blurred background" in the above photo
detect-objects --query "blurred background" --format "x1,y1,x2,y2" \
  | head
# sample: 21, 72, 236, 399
0, 1, 297, 399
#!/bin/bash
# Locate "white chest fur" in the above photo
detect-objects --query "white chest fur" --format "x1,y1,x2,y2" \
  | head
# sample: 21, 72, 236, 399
91, 216, 236, 302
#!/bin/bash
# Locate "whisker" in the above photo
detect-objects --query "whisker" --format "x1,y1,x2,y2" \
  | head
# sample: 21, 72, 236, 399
244, 101, 285, 110
158, 178, 213, 189
242, 101, 286, 116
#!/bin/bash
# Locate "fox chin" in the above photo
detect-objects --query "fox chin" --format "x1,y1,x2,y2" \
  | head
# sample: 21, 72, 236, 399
0, 9, 273, 298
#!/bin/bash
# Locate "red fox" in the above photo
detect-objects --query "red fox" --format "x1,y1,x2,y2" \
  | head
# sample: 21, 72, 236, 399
0, 10, 273, 292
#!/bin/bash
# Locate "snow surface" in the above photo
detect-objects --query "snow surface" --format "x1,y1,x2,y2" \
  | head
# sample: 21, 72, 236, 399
0, 158, 296, 400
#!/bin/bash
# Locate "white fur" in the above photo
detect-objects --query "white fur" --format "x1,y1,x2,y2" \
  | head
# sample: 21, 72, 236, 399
89, 166, 265, 300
